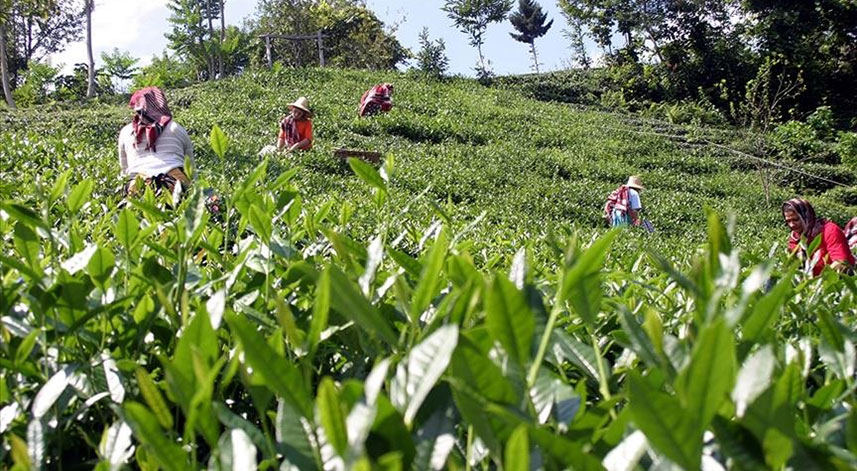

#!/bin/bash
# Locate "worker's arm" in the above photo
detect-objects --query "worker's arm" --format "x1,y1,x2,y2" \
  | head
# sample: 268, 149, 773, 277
288, 139, 311, 152
824, 223, 855, 273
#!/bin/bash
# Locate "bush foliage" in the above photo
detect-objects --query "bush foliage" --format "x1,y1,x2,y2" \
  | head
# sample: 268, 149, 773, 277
2, 68, 857, 470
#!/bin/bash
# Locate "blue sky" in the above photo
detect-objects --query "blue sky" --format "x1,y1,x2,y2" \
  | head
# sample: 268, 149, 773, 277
53, 0, 600, 77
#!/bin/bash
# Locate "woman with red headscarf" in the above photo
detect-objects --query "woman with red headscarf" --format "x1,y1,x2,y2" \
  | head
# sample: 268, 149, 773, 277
119, 86, 194, 196
782, 198, 854, 276
358, 83, 393, 117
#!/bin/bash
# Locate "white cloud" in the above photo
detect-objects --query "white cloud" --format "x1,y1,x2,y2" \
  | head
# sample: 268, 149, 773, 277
49, 0, 258, 74
51, 0, 170, 73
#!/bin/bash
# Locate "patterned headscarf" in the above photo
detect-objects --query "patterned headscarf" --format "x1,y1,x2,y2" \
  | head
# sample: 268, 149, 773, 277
782, 198, 826, 246
128, 87, 172, 152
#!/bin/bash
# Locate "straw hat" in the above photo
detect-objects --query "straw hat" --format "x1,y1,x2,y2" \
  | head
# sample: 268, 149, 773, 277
288, 97, 312, 116
626, 175, 645, 190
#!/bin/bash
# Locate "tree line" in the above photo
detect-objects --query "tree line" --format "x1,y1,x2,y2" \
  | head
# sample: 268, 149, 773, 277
0, 0, 408, 108
1, 0, 854, 132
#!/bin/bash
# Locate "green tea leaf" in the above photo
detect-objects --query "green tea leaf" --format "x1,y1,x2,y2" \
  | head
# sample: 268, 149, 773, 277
115, 207, 140, 251
276, 399, 319, 470
249, 204, 272, 243
32, 365, 76, 419
389, 249, 422, 278
210, 124, 229, 159
348, 157, 386, 193
213, 402, 268, 452
326, 265, 398, 345
504, 425, 529, 471
561, 231, 617, 328
742, 274, 791, 342
618, 306, 661, 370
219, 428, 257, 471
123, 402, 189, 471
410, 228, 448, 321
226, 314, 312, 417
391, 324, 458, 426
628, 372, 701, 471
485, 276, 534, 370
846, 408, 857, 454
549, 330, 606, 382
317, 377, 348, 457
732, 345, 775, 417
308, 269, 331, 357
15, 329, 40, 366
1, 202, 48, 229
675, 319, 735, 430
49, 169, 72, 205
86, 246, 115, 288
135, 368, 173, 430
67, 178, 94, 214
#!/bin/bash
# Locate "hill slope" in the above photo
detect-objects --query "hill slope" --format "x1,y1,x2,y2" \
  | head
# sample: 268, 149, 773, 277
3, 67, 853, 260
3, 68, 857, 470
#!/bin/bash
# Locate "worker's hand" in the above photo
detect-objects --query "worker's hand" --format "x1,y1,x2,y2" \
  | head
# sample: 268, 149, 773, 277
831, 261, 853, 274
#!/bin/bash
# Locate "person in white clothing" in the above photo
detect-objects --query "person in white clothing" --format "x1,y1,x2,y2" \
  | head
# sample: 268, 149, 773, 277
119, 86, 193, 196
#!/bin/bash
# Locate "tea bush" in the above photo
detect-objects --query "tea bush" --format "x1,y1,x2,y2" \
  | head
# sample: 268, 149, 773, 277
2, 67, 857, 471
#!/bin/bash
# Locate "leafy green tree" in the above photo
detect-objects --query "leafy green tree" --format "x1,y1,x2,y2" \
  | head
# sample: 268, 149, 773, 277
1, 0, 83, 108
54, 62, 111, 101
508, 0, 552, 74
166, 0, 220, 80
558, 0, 753, 109
101, 48, 139, 92
443, 0, 513, 80
310, 0, 409, 70
132, 52, 195, 89
251, 0, 316, 67
11, 59, 57, 105
219, 25, 252, 75
414, 27, 448, 79
744, 0, 857, 126
251, 0, 407, 70
563, 16, 590, 69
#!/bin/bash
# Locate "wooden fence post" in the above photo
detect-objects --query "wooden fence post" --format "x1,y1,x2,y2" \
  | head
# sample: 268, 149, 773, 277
317, 30, 325, 67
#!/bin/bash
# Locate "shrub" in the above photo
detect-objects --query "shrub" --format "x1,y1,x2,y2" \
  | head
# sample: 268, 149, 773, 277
836, 132, 857, 169
413, 27, 449, 79
823, 185, 857, 206
807, 105, 835, 140
774, 161, 856, 192
770, 120, 823, 160
12, 61, 60, 106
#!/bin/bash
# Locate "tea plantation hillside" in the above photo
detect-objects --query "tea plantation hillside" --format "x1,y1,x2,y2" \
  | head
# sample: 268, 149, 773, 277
4, 67, 852, 262
2, 68, 857, 471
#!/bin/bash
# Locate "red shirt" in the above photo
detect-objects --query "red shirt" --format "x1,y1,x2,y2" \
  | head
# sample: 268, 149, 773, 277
788, 221, 855, 276
278, 119, 313, 149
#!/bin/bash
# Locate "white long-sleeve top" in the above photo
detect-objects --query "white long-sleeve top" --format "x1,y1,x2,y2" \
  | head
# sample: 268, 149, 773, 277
118, 121, 194, 177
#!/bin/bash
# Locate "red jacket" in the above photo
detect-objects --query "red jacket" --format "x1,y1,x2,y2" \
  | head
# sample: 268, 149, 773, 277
788, 221, 855, 276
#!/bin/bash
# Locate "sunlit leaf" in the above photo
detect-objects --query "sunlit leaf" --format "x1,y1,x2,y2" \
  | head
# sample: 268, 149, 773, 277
210, 124, 230, 159
32, 365, 76, 419
390, 324, 458, 426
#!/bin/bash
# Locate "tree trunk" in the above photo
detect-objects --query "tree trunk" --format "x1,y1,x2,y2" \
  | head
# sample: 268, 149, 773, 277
476, 41, 487, 74
0, 19, 15, 109
206, 0, 215, 79
219, 0, 225, 78
196, 5, 210, 80
85, 0, 95, 98
530, 40, 540, 75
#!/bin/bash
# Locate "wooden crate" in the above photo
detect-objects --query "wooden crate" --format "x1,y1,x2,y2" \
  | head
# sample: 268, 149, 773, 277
334, 148, 382, 164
